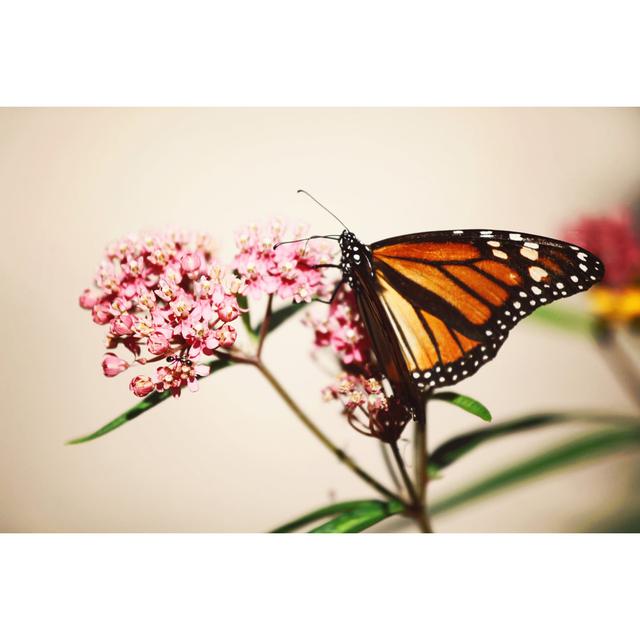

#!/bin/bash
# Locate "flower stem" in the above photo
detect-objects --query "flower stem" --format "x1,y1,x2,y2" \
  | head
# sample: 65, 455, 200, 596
379, 442, 402, 494
595, 325, 640, 410
256, 361, 403, 504
413, 403, 433, 533
389, 440, 419, 505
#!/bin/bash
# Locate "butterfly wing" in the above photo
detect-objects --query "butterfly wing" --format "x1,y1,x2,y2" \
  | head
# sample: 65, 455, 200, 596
361, 229, 603, 396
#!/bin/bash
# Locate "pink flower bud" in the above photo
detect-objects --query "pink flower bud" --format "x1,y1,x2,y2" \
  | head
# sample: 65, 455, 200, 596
79, 289, 99, 310
92, 302, 112, 325
102, 353, 129, 377
214, 325, 237, 348
129, 375, 154, 397
110, 314, 135, 336
180, 252, 202, 273
217, 299, 240, 322
147, 331, 170, 355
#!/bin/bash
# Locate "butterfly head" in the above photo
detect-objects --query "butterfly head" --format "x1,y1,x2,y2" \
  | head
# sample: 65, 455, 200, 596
338, 230, 372, 289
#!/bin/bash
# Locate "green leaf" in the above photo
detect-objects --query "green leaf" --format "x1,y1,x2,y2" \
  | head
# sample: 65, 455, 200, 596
255, 302, 306, 336
430, 427, 640, 517
271, 499, 396, 533
429, 411, 640, 475
528, 305, 596, 336
432, 392, 492, 422
67, 359, 232, 445
310, 499, 404, 533
237, 293, 257, 340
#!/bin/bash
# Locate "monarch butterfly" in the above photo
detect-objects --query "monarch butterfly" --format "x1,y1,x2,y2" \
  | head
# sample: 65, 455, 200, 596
287, 191, 605, 417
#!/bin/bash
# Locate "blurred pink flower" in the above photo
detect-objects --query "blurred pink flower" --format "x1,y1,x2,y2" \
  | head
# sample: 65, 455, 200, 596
233, 219, 337, 302
80, 230, 245, 398
564, 205, 640, 288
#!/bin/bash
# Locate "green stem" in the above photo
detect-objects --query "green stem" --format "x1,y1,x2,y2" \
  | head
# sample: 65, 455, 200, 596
389, 440, 419, 505
413, 404, 432, 533
380, 442, 402, 494
595, 325, 640, 410
256, 361, 403, 504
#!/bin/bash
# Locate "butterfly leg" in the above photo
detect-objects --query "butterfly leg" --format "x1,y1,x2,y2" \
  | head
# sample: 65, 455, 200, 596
314, 281, 343, 304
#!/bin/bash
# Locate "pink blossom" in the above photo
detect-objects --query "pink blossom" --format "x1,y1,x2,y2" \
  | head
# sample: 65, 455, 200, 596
129, 375, 154, 397
233, 219, 337, 302
564, 205, 640, 288
102, 353, 129, 377
79, 289, 99, 310
305, 289, 371, 366
110, 313, 135, 336
80, 230, 245, 398
153, 360, 210, 397
147, 332, 170, 355
323, 373, 411, 442
180, 252, 202, 274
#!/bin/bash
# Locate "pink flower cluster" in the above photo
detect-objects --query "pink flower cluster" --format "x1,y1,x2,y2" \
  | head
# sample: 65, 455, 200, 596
79, 230, 246, 398
323, 373, 411, 442
305, 289, 371, 365
564, 206, 640, 288
308, 288, 410, 440
233, 220, 336, 302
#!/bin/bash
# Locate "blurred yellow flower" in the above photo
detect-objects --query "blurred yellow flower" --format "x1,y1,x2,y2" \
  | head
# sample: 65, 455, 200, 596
591, 287, 640, 323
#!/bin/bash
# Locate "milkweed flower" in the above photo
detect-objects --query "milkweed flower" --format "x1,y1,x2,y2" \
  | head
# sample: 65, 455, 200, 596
565, 205, 640, 324
233, 219, 337, 302
79, 230, 246, 398
323, 373, 411, 442
304, 288, 371, 365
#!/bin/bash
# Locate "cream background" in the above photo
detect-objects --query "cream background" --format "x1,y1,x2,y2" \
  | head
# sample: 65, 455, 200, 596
1, 108, 640, 532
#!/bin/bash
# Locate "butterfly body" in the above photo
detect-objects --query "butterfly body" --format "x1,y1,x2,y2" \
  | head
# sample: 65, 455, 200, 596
336, 227, 604, 416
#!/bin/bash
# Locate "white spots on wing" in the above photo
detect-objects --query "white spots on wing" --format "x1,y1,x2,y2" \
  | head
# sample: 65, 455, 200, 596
439, 377, 445, 383
480, 230, 493, 236
524, 242, 539, 249
412, 372, 420, 379
505, 310, 511, 316
487, 240, 501, 247
529, 266, 548, 282
492, 249, 508, 260
531, 286, 542, 295
513, 301, 521, 309
453, 230, 463, 235
579, 263, 588, 272
590, 275, 597, 281
509, 233, 523, 241
519, 310, 526, 316
556, 282, 564, 289
485, 330, 493, 336
424, 371, 431, 379
570, 245, 579, 250
540, 297, 547, 303
577, 252, 588, 261
529, 299, 536, 306
452, 375, 458, 381
481, 345, 486, 351
570, 275, 579, 283
520, 246, 539, 261
519, 291, 528, 298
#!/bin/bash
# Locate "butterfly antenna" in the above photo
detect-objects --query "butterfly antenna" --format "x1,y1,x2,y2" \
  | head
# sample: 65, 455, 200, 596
273, 234, 339, 250
297, 189, 350, 231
